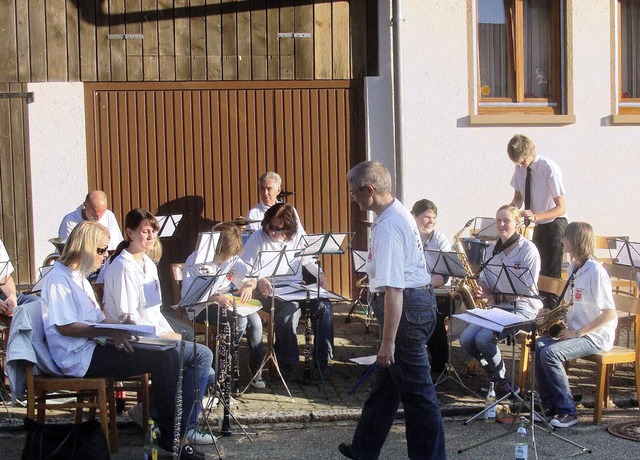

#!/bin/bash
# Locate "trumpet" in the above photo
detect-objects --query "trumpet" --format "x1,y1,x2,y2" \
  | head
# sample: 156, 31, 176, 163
453, 219, 487, 309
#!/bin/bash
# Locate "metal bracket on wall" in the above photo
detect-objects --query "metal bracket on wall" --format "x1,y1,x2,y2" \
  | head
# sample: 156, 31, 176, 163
0, 92, 34, 103
107, 34, 144, 40
277, 32, 311, 39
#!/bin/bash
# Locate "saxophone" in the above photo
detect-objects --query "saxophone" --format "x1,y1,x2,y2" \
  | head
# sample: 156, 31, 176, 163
453, 219, 487, 309
537, 297, 573, 337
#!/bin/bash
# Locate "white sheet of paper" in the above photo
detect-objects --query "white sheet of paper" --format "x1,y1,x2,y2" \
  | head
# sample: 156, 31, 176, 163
349, 355, 377, 365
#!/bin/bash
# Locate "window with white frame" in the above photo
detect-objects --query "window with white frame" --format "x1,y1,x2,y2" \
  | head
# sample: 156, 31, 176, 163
476, 0, 566, 115
619, 0, 640, 114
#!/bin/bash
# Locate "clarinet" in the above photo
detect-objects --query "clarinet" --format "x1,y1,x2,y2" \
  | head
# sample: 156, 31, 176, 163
232, 297, 240, 396
302, 290, 313, 383
173, 340, 185, 458
219, 302, 232, 435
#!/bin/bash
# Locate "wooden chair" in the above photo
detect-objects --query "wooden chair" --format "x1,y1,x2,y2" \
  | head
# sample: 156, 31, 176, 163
580, 294, 640, 424
603, 262, 639, 298
517, 275, 566, 390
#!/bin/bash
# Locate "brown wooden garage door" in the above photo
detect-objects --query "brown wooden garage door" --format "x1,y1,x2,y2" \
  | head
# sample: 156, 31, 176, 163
85, 81, 366, 299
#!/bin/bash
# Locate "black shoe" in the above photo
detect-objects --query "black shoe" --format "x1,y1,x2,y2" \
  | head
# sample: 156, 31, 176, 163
339, 442, 356, 459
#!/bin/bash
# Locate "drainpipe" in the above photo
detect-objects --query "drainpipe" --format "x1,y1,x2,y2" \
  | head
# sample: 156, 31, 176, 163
391, 0, 404, 203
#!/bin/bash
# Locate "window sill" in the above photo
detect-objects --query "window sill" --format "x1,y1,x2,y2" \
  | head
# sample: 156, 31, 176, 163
468, 114, 576, 126
611, 114, 640, 125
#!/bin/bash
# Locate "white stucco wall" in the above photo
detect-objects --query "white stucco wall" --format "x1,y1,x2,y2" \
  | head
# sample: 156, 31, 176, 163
27, 82, 88, 266
373, 0, 640, 244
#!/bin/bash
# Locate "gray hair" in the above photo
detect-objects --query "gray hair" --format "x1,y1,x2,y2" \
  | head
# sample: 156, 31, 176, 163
259, 171, 282, 188
347, 161, 392, 195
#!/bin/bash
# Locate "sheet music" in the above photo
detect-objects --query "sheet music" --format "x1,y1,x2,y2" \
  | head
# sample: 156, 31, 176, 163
351, 249, 368, 273
349, 355, 377, 365
453, 307, 523, 333
425, 250, 469, 278
194, 231, 222, 265
297, 232, 351, 256
472, 217, 498, 240
156, 214, 183, 238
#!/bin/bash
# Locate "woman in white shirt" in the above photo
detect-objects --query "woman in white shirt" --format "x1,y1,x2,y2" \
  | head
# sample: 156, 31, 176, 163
411, 199, 452, 374
242, 202, 334, 372
535, 222, 617, 428
103, 208, 214, 452
40, 221, 183, 456
459, 204, 543, 394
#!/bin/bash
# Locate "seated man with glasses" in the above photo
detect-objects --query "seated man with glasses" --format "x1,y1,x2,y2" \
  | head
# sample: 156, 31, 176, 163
241, 203, 334, 375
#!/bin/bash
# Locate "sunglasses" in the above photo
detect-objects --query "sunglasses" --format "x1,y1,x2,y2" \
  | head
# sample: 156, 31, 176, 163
268, 225, 285, 233
96, 246, 109, 255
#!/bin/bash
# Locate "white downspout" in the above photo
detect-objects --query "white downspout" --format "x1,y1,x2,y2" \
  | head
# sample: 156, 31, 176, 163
391, 0, 404, 203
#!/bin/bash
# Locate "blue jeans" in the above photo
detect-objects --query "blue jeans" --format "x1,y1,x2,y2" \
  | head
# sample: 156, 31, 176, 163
181, 341, 214, 433
535, 335, 600, 415
259, 295, 334, 367
351, 288, 446, 460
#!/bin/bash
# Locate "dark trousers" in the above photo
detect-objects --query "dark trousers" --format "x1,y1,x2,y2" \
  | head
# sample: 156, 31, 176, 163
427, 295, 454, 373
86, 345, 180, 451
533, 218, 567, 309
351, 288, 446, 460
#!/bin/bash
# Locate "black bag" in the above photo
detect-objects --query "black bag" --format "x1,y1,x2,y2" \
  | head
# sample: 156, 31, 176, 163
22, 417, 111, 460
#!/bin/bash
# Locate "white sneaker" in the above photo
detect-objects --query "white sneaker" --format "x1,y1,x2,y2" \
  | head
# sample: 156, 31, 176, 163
127, 402, 144, 429
250, 371, 266, 389
186, 427, 217, 445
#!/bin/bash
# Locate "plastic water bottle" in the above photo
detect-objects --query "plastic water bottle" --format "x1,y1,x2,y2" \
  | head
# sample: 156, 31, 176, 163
484, 381, 496, 421
515, 416, 528, 460
143, 419, 158, 460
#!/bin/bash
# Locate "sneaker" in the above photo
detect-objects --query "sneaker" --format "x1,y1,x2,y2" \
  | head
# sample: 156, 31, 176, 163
186, 427, 217, 445
338, 442, 356, 459
549, 413, 578, 428
127, 402, 144, 429
500, 380, 520, 396
179, 443, 206, 460
250, 371, 266, 389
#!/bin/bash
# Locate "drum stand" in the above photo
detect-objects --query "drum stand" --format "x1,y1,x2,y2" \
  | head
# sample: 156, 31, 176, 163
459, 325, 591, 457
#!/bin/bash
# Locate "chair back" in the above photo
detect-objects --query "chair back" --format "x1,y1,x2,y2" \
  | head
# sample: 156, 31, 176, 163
603, 262, 639, 297
169, 263, 184, 305
537, 275, 565, 297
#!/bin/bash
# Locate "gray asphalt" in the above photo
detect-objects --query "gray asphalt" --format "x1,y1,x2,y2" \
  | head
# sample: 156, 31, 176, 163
3, 411, 639, 459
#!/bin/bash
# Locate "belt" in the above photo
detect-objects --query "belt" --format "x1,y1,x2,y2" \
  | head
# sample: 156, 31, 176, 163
370, 285, 431, 300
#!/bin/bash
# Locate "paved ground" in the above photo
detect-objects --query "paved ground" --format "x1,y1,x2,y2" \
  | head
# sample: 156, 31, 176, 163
2, 301, 639, 458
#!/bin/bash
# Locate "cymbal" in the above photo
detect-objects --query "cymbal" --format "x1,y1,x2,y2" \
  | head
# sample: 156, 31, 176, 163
225, 217, 261, 226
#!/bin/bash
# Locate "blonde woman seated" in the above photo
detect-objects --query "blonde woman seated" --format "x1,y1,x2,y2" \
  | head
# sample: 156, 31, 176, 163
182, 222, 265, 389
459, 205, 543, 395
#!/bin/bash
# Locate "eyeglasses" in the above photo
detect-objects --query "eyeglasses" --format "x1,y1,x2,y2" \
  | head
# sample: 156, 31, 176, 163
349, 185, 369, 198
96, 246, 109, 255
268, 225, 285, 233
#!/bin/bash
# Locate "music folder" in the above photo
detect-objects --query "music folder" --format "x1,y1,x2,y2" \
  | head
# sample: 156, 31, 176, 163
101, 336, 179, 351
453, 308, 533, 334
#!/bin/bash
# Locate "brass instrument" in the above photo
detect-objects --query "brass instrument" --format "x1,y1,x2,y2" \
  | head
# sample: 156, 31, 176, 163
453, 219, 487, 309
537, 298, 573, 338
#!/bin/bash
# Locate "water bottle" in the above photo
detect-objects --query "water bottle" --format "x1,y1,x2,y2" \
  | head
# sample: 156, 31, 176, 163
515, 416, 528, 460
143, 419, 158, 460
484, 381, 496, 421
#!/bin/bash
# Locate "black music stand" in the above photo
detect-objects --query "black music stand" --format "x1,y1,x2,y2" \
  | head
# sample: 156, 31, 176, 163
240, 248, 300, 401
345, 249, 372, 332
296, 232, 353, 392
26, 265, 54, 294
462, 262, 538, 425
425, 249, 481, 399
610, 237, 640, 269
156, 214, 183, 238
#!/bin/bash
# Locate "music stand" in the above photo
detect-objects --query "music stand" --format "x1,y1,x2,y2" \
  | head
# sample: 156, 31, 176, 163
240, 247, 301, 401
425, 249, 481, 399
471, 217, 498, 241
345, 249, 372, 332
610, 237, 640, 269
27, 265, 54, 294
156, 214, 183, 238
0, 259, 15, 286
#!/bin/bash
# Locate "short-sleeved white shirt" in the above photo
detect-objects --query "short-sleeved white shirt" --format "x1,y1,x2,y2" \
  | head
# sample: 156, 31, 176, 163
510, 155, 566, 225
103, 250, 172, 335
366, 199, 430, 293
245, 202, 306, 233
565, 258, 617, 351
480, 236, 543, 318
58, 204, 125, 250
0, 239, 15, 282
41, 262, 104, 377
242, 229, 319, 286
